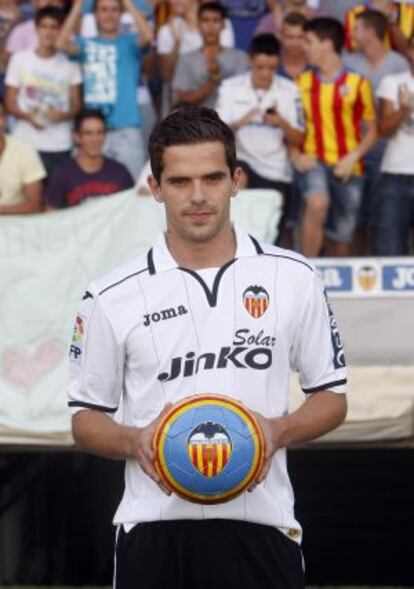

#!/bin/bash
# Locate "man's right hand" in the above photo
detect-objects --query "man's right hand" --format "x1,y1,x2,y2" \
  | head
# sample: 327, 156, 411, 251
233, 108, 261, 131
292, 152, 317, 173
128, 404, 173, 495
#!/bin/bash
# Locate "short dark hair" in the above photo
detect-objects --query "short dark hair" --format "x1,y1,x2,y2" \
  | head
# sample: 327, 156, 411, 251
35, 6, 66, 26
250, 33, 281, 57
74, 109, 106, 133
304, 17, 345, 54
282, 11, 308, 29
198, 1, 227, 20
356, 9, 388, 41
148, 106, 237, 183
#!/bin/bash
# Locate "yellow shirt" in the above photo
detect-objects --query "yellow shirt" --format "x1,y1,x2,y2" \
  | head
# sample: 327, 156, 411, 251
296, 68, 376, 175
0, 136, 46, 206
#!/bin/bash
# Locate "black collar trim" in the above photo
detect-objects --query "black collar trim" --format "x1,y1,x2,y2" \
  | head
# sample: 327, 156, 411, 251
179, 259, 237, 307
99, 268, 149, 295
147, 248, 156, 275
249, 234, 264, 254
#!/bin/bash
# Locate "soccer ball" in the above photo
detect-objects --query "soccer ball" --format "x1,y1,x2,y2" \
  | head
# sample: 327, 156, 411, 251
153, 394, 264, 504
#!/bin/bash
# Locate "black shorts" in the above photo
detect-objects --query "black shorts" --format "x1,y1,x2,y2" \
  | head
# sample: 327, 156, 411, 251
115, 519, 305, 589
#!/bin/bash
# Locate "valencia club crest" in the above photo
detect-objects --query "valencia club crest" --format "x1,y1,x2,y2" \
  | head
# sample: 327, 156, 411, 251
188, 422, 232, 478
243, 285, 269, 318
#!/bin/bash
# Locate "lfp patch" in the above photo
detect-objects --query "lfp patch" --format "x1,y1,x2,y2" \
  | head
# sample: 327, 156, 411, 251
70, 315, 85, 362
153, 394, 264, 504
72, 315, 84, 343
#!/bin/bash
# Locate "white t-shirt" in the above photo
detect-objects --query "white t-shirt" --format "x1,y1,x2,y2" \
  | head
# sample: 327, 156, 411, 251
157, 16, 234, 55
68, 225, 346, 542
216, 73, 304, 182
377, 70, 414, 175
5, 50, 82, 152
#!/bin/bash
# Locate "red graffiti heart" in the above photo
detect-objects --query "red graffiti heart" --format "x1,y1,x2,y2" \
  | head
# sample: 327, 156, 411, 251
1, 339, 66, 391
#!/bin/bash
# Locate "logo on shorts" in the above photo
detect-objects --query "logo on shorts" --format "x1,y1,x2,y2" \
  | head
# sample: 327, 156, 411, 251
243, 286, 269, 318
188, 422, 232, 478
357, 266, 378, 291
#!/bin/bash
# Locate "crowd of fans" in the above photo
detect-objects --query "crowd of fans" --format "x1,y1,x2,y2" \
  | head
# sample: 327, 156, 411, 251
0, 0, 413, 257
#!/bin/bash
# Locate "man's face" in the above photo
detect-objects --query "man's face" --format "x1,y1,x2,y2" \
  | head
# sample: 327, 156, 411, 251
199, 10, 224, 45
280, 23, 305, 57
250, 53, 278, 89
171, 0, 192, 17
352, 19, 370, 50
304, 31, 326, 67
148, 141, 240, 245
36, 17, 61, 50
75, 117, 106, 158
95, 0, 122, 34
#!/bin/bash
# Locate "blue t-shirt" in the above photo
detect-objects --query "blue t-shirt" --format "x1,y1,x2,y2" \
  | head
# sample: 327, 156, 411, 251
77, 34, 143, 130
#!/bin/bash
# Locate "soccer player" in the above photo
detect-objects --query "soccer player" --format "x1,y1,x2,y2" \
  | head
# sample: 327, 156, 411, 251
294, 17, 377, 257
67, 105, 347, 589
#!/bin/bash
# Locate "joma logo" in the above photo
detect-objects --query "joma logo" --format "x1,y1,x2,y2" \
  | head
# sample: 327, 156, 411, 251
143, 305, 188, 327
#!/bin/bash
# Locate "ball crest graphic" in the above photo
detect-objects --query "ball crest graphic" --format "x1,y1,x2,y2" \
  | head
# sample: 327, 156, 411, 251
153, 394, 264, 504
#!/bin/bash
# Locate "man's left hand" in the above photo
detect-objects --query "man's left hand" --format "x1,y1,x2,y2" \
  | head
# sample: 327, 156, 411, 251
263, 106, 285, 128
333, 151, 359, 181
44, 107, 66, 124
247, 411, 288, 491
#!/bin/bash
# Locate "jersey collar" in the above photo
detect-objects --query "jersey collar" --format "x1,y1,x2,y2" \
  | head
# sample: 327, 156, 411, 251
147, 223, 262, 275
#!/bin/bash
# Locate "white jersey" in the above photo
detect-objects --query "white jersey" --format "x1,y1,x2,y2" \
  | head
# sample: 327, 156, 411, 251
68, 224, 346, 542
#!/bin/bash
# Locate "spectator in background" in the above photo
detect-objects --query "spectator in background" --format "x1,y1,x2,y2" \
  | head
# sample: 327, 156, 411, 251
293, 17, 377, 257
0, 0, 20, 98
344, 0, 413, 54
157, 0, 234, 115
173, 2, 248, 108
278, 11, 308, 80
216, 33, 304, 241
45, 109, 134, 209
255, 0, 315, 39
343, 9, 409, 253
345, 10, 409, 101
277, 11, 309, 248
6, 0, 65, 54
81, 0, 154, 37
220, 0, 267, 51
5, 7, 82, 178
372, 33, 414, 255
56, 0, 153, 180
0, 100, 45, 214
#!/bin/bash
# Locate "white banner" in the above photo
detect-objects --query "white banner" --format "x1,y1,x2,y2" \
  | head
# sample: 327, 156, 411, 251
1, 188, 413, 446
0, 189, 281, 445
